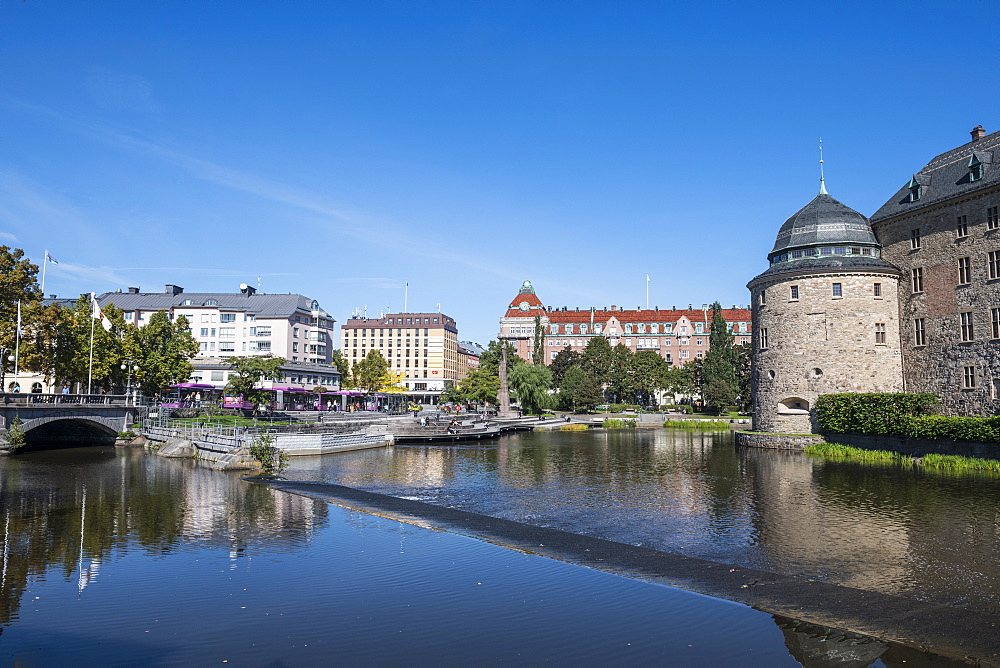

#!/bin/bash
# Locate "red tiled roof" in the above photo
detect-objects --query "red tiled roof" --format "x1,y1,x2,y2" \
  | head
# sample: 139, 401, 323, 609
542, 308, 752, 324
503, 291, 547, 318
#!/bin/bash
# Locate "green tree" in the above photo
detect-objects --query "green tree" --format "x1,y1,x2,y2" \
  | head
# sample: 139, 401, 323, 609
735, 342, 752, 411
450, 367, 502, 405
0, 246, 41, 352
330, 349, 351, 388
550, 346, 581, 387
702, 302, 739, 412
125, 311, 199, 396
632, 350, 671, 407
225, 356, 286, 411
51, 295, 123, 391
580, 336, 612, 388
560, 366, 604, 412
532, 315, 545, 365
509, 363, 552, 415
353, 349, 389, 393
479, 339, 523, 375
606, 343, 635, 403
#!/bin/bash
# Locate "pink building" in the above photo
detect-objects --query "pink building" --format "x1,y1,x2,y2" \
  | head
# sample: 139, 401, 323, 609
500, 281, 752, 366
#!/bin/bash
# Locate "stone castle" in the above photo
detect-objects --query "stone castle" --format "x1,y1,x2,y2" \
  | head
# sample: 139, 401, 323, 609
750, 125, 1000, 433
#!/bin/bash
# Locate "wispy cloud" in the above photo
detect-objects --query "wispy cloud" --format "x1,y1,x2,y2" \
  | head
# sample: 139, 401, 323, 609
47, 261, 134, 289
332, 277, 405, 290
0, 95, 589, 297
86, 67, 161, 114
0, 231, 16, 242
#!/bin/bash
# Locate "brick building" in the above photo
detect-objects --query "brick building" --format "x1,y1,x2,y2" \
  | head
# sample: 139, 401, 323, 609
499, 281, 752, 367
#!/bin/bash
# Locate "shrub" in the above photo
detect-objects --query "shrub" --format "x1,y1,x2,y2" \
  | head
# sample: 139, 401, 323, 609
815, 392, 1000, 443
117, 430, 137, 440
603, 418, 636, 429
560, 424, 589, 431
248, 432, 287, 475
6, 415, 26, 451
815, 393, 940, 435
608, 404, 641, 413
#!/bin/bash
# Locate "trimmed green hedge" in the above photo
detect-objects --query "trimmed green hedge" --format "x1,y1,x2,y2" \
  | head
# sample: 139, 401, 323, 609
815, 393, 939, 435
816, 393, 1000, 443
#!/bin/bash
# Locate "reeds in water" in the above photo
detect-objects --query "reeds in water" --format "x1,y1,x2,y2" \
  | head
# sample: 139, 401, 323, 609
804, 443, 906, 464
603, 418, 636, 429
559, 424, 590, 431
920, 453, 1000, 472
664, 419, 730, 431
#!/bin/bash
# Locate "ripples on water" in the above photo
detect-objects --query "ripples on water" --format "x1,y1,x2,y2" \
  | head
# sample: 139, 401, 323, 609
285, 429, 1000, 613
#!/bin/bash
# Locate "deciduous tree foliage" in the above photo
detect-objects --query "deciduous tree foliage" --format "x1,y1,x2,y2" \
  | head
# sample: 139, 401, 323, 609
330, 349, 351, 388
125, 312, 199, 396
560, 366, 604, 412
225, 356, 285, 410
550, 346, 581, 387
353, 349, 389, 393
532, 315, 544, 366
0, 246, 41, 351
509, 363, 552, 415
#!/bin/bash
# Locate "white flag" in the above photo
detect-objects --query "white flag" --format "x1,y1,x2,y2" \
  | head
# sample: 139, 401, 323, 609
91, 294, 112, 332
16, 301, 21, 339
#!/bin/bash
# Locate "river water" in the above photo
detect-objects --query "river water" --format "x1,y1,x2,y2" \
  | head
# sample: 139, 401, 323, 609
1, 429, 995, 665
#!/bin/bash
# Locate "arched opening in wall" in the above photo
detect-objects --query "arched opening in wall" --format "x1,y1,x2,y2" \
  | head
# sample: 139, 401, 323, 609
30, 382, 43, 393
16, 418, 118, 452
777, 397, 810, 414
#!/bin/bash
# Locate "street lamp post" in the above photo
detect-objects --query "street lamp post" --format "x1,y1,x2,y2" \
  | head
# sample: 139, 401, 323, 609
120, 359, 138, 405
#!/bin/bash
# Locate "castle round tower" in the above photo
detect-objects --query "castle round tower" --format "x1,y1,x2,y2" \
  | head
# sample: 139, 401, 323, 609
747, 188, 904, 433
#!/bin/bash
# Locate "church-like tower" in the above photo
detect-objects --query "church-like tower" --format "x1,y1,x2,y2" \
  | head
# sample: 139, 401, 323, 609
747, 187, 905, 433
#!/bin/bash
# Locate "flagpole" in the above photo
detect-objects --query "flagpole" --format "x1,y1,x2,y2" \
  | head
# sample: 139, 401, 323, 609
40, 249, 47, 297
88, 293, 95, 395
645, 275, 650, 310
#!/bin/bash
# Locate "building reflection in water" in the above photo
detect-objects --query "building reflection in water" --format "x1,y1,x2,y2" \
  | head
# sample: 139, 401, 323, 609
284, 429, 1000, 613
0, 447, 326, 629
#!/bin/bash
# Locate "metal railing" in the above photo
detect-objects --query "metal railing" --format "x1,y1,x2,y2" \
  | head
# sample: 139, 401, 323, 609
1, 393, 136, 406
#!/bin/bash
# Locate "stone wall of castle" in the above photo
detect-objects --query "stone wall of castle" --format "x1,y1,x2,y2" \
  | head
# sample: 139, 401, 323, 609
873, 187, 1000, 416
750, 270, 904, 433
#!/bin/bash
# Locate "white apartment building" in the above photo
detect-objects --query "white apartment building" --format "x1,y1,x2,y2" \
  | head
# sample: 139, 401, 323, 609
98, 284, 340, 390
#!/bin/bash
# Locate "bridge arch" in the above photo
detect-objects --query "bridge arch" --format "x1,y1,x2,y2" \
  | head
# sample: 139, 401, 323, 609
15, 416, 121, 450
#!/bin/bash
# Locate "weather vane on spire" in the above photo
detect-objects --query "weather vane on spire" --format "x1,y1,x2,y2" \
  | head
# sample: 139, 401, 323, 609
819, 138, 828, 195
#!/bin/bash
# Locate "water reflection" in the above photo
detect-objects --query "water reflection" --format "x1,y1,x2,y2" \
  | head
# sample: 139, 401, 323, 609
0, 447, 326, 628
284, 429, 1000, 613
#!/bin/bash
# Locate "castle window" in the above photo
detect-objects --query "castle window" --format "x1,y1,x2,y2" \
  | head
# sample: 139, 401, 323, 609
960, 312, 975, 341
969, 153, 984, 182
804, 248, 817, 256
790, 285, 799, 300
989, 251, 1000, 280
910, 229, 921, 249
963, 366, 977, 389
907, 176, 922, 202
988, 206, 999, 230
832, 283, 842, 297
912, 267, 924, 293
759, 290, 766, 305
956, 216, 969, 238
958, 257, 972, 285
914, 318, 926, 346
834, 247, 847, 255
992, 308, 1000, 339
791, 250, 802, 258
861, 248, 872, 256
820, 247, 833, 255
759, 328, 769, 349
777, 397, 810, 414
873, 283, 882, 297
850, 247, 861, 255
875, 323, 886, 345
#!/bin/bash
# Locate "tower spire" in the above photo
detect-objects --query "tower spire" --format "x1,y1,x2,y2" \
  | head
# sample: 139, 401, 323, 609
819, 138, 828, 194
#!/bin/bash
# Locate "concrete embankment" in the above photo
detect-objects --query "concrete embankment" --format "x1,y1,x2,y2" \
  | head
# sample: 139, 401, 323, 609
263, 479, 1000, 665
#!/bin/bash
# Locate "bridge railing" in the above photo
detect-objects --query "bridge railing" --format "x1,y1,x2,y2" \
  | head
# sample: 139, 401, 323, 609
1, 393, 137, 407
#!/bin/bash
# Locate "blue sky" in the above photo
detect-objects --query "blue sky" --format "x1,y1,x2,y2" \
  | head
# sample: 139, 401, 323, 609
3, 1, 1000, 345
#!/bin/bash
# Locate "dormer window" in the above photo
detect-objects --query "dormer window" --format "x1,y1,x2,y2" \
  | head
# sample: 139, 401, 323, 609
969, 153, 983, 182
181, 299, 194, 306
907, 176, 922, 202
204, 299, 218, 306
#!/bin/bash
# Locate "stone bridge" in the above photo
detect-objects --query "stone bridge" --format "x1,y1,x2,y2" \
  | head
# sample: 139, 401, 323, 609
0, 394, 145, 451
